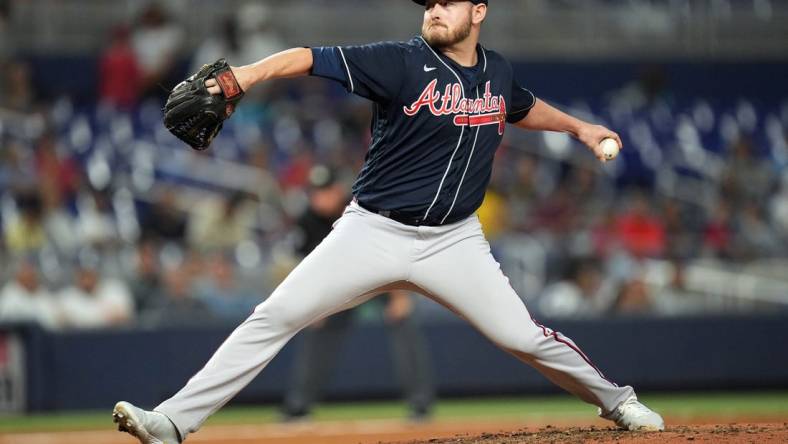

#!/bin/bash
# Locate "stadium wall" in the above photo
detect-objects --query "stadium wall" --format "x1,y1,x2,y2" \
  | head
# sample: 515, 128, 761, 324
10, 315, 788, 412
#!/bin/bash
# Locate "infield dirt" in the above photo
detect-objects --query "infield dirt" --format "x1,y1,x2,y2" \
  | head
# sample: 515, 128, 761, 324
1, 418, 786, 444
397, 423, 788, 444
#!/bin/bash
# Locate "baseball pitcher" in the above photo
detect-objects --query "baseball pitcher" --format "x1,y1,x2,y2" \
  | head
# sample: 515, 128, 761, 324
114, 1, 664, 442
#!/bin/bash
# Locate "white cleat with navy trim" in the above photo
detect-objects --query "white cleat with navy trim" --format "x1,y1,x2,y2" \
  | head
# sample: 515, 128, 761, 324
600, 396, 665, 431
113, 401, 181, 444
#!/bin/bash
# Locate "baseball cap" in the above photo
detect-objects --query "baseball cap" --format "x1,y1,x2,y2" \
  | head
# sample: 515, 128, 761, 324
308, 165, 337, 189
412, 0, 488, 5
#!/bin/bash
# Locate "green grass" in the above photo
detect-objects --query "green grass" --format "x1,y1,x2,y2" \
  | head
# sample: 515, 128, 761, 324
1, 391, 786, 433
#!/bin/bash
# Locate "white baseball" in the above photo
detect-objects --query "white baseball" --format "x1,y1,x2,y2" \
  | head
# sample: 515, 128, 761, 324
600, 138, 620, 160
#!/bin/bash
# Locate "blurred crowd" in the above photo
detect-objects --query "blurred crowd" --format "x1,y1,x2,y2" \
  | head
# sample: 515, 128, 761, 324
1, 2, 787, 332
484, 156, 788, 318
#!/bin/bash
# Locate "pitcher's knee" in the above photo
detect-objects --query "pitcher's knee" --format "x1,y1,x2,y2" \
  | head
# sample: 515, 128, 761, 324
251, 298, 312, 332
493, 329, 540, 356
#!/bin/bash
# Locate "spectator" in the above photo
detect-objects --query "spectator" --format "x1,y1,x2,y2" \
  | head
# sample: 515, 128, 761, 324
128, 241, 164, 314
609, 64, 671, 111
34, 132, 81, 208
702, 200, 734, 259
247, 146, 287, 233
0, 259, 61, 329
2, 145, 78, 256
75, 186, 121, 248
476, 187, 509, 242
99, 25, 142, 108
661, 197, 698, 260
191, 17, 242, 73
564, 166, 613, 257
187, 191, 257, 250
650, 259, 705, 316
591, 207, 620, 259
506, 152, 543, 211
0, 61, 34, 112
721, 138, 773, 207
40, 179, 80, 256
140, 188, 187, 244
613, 191, 666, 258
279, 150, 315, 191
537, 258, 608, 318
770, 171, 788, 245
234, 3, 286, 65
194, 253, 259, 323
3, 190, 46, 254
734, 203, 779, 259
141, 265, 216, 328
530, 179, 576, 243
0, 141, 36, 194
181, 248, 207, 284
614, 278, 653, 316
190, 4, 286, 92
59, 255, 134, 329
566, 166, 610, 219
131, 2, 183, 98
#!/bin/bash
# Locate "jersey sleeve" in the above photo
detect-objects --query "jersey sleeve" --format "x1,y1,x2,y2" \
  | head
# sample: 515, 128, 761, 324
310, 42, 405, 103
507, 78, 537, 123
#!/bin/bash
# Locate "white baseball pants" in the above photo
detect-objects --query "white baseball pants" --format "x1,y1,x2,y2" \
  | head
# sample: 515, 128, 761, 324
156, 202, 634, 439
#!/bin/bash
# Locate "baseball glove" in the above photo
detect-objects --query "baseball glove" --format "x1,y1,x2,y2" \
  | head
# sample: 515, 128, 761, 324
163, 59, 244, 150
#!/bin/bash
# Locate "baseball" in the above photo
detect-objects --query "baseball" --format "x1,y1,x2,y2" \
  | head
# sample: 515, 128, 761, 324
600, 138, 620, 160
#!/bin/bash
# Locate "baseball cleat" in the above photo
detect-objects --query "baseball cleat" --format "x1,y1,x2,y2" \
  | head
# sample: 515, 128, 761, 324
112, 401, 181, 444
600, 396, 665, 431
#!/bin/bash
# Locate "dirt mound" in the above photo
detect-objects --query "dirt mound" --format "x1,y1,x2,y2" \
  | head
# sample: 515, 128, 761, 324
5, 419, 786, 444
395, 423, 788, 443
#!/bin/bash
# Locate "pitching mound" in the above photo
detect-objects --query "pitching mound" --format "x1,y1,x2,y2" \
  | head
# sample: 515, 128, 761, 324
397, 423, 788, 443
4, 419, 786, 443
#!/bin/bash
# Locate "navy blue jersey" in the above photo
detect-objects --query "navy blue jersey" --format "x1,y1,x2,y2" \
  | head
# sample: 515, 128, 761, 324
311, 36, 535, 225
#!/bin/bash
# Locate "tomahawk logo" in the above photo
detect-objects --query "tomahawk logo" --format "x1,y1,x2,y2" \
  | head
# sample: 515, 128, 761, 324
403, 80, 507, 135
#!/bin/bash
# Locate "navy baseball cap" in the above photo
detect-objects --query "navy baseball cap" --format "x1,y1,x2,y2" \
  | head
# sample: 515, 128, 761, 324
412, 0, 488, 5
